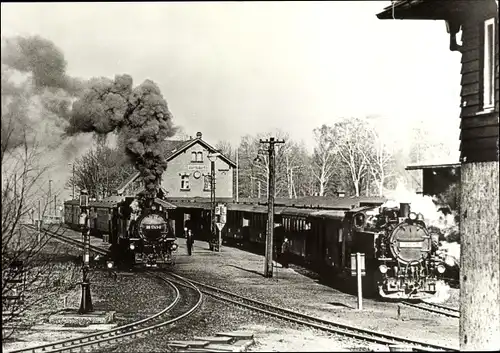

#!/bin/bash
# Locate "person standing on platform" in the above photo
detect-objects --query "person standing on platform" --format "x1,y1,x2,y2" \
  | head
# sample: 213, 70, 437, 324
281, 238, 290, 268
186, 228, 194, 256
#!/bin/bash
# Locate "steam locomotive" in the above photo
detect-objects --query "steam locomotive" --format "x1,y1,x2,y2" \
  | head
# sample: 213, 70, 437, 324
64, 193, 178, 269
344, 202, 446, 300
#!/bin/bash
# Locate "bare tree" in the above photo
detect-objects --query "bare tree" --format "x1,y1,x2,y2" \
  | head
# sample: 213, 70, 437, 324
364, 128, 396, 197
66, 141, 135, 199
1, 124, 79, 341
332, 117, 371, 197
215, 140, 234, 159
311, 125, 337, 196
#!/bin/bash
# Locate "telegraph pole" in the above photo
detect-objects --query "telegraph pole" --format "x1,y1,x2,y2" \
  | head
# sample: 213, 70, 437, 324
235, 148, 239, 203
48, 179, 52, 216
72, 164, 75, 200
259, 137, 285, 278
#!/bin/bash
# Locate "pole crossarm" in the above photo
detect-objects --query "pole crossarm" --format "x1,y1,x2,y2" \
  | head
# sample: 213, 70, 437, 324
258, 137, 285, 278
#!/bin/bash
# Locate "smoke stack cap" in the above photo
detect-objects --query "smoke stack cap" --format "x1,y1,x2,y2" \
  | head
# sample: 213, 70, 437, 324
196, 132, 202, 139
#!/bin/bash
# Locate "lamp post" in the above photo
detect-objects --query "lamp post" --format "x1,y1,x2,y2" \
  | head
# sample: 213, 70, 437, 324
68, 163, 75, 200
78, 189, 93, 314
207, 152, 220, 251
256, 137, 285, 278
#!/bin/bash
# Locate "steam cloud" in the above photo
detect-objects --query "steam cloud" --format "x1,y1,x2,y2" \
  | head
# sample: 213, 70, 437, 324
385, 179, 460, 262
1, 35, 86, 151
2, 35, 94, 202
67, 75, 176, 197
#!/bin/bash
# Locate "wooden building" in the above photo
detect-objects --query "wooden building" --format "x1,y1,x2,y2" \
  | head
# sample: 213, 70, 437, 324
406, 162, 461, 197
378, 0, 499, 350
116, 132, 236, 199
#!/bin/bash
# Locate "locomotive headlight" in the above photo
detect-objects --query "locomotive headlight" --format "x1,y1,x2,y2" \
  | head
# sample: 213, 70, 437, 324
171, 243, 178, 251
106, 261, 114, 269
379, 264, 388, 274
129, 243, 135, 250
151, 205, 156, 210
437, 264, 446, 274
408, 212, 417, 221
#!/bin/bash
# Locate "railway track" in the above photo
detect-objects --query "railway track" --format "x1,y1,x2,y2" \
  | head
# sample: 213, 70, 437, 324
169, 274, 458, 352
402, 301, 460, 319
6, 273, 203, 353
22, 224, 109, 256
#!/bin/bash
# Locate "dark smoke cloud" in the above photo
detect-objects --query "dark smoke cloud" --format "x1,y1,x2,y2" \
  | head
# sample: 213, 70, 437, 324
1, 35, 86, 153
1, 35, 84, 94
68, 76, 177, 197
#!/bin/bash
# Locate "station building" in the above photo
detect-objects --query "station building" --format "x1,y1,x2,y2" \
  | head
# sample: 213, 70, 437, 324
116, 132, 236, 199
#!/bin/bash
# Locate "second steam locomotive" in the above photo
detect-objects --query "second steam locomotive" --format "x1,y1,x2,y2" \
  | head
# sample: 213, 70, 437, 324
64, 193, 178, 269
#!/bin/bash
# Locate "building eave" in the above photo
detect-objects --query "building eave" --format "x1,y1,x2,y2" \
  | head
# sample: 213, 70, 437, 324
405, 162, 461, 171
376, 0, 494, 21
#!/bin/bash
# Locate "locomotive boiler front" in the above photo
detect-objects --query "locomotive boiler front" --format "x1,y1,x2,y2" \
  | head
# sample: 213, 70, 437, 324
127, 198, 178, 267
371, 205, 447, 300
388, 221, 432, 265
137, 212, 170, 242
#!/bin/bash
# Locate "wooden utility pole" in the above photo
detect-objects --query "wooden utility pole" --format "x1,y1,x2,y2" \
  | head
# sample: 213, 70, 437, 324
235, 148, 239, 202
259, 137, 285, 278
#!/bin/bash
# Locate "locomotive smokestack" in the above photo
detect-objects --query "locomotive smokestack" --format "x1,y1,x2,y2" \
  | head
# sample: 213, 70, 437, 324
399, 203, 410, 218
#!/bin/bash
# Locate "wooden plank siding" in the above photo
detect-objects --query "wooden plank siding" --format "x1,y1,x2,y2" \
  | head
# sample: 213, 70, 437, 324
459, 16, 499, 162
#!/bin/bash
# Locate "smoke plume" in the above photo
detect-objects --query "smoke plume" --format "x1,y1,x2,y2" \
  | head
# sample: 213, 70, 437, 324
1, 35, 84, 94
1, 35, 91, 202
67, 76, 177, 197
384, 178, 460, 261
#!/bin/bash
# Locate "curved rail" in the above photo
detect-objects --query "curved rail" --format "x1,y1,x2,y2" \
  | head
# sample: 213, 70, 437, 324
402, 301, 460, 318
22, 224, 109, 256
6, 273, 203, 353
172, 275, 458, 352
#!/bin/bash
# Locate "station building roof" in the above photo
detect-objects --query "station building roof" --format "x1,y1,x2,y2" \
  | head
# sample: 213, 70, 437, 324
376, 0, 490, 20
405, 162, 461, 171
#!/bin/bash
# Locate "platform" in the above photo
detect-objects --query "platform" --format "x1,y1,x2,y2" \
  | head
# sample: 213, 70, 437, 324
172, 240, 459, 350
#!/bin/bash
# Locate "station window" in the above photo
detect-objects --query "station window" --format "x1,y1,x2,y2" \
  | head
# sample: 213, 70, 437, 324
180, 175, 190, 190
191, 151, 204, 163
482, 17, 496, 110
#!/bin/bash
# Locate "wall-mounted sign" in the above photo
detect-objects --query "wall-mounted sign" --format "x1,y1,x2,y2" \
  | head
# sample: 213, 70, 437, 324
188, 165, 207, 171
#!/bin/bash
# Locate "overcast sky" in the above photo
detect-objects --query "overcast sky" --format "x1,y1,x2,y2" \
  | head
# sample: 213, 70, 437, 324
1, 1, 461, 152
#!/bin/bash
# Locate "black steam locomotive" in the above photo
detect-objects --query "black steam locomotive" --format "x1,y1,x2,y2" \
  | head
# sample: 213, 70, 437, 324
119, 195, 178, 268
345, 202, 445, 300
64, 193, 178, 269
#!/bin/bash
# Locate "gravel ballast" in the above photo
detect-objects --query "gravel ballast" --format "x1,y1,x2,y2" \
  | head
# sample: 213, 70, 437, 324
167, 240, 459, 350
